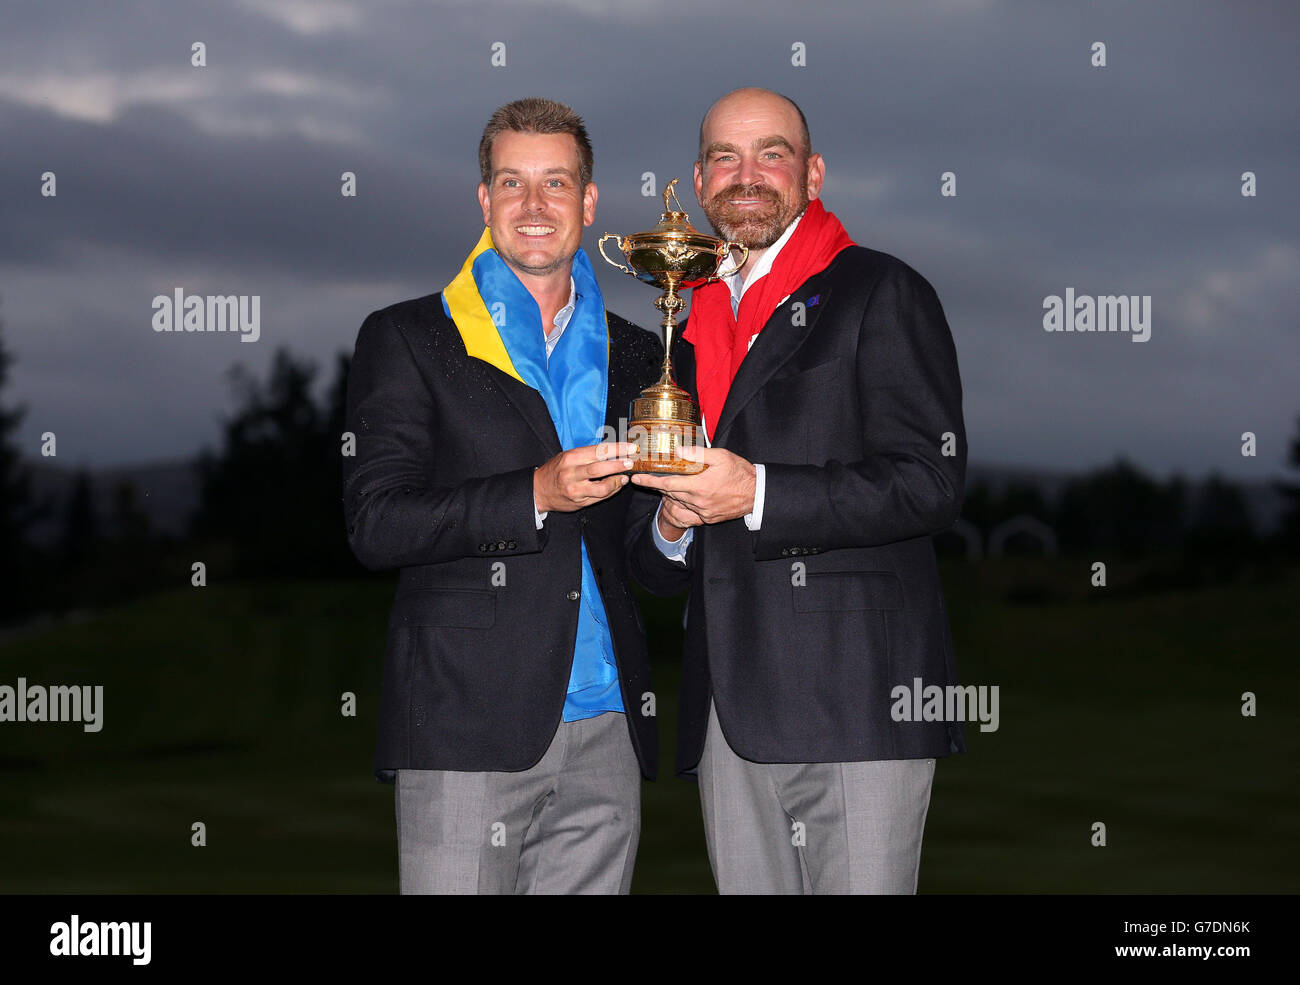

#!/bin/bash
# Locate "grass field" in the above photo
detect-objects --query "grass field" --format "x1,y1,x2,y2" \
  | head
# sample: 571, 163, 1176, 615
1, 560, 1296, 893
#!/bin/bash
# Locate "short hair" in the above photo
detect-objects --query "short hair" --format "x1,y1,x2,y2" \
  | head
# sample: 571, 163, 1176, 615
478, 97, 594, 187
697, 88, 812, 162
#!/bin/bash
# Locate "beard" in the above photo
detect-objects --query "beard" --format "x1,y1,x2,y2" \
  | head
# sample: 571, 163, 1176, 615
700, 176, 808, 249
500, 244, 572, 277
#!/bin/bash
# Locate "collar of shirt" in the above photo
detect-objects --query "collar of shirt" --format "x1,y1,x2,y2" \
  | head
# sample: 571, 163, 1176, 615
544, 275, 577, 360
723, 209, 805, 317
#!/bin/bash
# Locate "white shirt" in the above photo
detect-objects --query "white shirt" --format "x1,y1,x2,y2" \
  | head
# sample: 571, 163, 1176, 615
724, 209, 803, 322
544, 276, 577, 360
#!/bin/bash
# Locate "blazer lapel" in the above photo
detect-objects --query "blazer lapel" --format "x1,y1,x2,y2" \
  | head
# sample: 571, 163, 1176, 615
462, 324, 620, 458
712, 275, 833, 444
473, 359, 564, 457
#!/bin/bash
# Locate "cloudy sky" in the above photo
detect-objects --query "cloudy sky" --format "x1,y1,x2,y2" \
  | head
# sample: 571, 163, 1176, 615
1, 0, 1296, 481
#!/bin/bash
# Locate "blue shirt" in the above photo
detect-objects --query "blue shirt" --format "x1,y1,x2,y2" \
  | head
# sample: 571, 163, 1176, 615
534, 276, 625, 721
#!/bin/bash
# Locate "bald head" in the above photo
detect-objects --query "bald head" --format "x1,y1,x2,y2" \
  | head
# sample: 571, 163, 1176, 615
692, 87, 825, 258
697, 87, 812, 163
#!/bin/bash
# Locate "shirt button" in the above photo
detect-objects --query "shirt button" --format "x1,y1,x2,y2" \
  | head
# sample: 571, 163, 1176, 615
567, 590, 580, 601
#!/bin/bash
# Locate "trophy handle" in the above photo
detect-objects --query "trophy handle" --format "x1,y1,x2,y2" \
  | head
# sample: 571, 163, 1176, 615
713, 241, 750, 280
598, 233, 635, 276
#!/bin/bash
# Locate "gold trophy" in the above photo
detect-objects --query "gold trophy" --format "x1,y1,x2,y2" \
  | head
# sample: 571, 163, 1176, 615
599, 178, 747, 474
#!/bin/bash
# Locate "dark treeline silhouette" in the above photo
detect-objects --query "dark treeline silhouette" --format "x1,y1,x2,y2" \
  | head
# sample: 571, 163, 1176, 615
942, 457, 1283, 562
937, 447, 1298, 603
191, 347, 355, 578
1, 326, 1298, 625
1, 312, 51, 620
1276, 413, 1300, 553
1, 340, 365, 627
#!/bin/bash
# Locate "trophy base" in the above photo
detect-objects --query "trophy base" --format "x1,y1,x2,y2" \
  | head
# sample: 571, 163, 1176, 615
628, 420, 708, 475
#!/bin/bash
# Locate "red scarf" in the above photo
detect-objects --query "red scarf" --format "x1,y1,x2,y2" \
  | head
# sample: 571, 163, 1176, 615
683, 198, 854, 438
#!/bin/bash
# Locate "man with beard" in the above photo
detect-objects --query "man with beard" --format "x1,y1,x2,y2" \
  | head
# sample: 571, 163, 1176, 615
629, 87, 967, 894
344, 98, 662, 893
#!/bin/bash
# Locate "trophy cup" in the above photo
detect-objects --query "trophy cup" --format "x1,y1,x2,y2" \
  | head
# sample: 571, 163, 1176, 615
599, 179, 748, 474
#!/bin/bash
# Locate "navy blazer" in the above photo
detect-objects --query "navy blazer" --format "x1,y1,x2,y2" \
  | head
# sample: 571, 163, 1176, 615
630, 245, 968, 775
344, 294, 664, 781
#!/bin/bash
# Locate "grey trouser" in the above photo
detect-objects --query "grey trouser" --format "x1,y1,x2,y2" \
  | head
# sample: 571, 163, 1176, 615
396, 710, 641, 894
699, 700, 936, 894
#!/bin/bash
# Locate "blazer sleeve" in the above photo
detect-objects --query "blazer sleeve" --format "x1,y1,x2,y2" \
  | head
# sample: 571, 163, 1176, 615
626, 488, 694, 596
342, 307, 545, 571
754, 259, 966, 561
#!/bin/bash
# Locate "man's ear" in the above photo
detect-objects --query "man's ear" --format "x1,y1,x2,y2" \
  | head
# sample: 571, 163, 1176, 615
806, 154, 826, 200
693, 160, 704, 206
582, 181, 598, 227
477, 182, 491, 225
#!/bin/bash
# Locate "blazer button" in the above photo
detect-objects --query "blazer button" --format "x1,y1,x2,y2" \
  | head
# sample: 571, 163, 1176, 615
497, 540, 507, 550
507, 540, 517, 549
478, 543, 487, 552
567, 590, 580, 601
781, 548, 790, 556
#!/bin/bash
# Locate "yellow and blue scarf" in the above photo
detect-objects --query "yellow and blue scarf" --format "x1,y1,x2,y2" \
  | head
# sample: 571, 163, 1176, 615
442, 227, 623, 720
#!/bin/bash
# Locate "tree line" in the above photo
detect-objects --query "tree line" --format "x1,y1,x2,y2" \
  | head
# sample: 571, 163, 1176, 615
1, 319, 1298, 624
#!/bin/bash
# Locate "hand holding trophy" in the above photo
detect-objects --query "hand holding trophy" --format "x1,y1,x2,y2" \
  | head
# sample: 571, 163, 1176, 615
599, 179, 747, 474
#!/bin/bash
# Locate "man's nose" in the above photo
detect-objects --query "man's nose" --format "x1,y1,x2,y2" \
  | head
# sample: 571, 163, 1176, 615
522, 181, 546, 214
736, 154, 763, 187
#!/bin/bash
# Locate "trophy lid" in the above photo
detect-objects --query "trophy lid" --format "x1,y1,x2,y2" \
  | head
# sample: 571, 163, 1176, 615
622, 179, 720, 253
597, 178, 748, 292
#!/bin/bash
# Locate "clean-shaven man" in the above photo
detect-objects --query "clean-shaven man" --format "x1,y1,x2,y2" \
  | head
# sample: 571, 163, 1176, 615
630, 87, 967, 894
344, 98, 662, 894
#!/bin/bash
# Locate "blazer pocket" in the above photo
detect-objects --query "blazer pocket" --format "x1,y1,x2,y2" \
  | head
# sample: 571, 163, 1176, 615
389, 588, 496, 629
764, 357, 845, 400
792, 571, 904, 612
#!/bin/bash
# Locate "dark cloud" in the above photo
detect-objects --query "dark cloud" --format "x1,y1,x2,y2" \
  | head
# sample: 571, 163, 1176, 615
1, 0, 1296, 476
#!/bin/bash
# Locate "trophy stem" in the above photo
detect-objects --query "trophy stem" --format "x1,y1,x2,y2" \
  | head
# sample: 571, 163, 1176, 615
654, 279, 685, 386
659, 314, 676, 384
